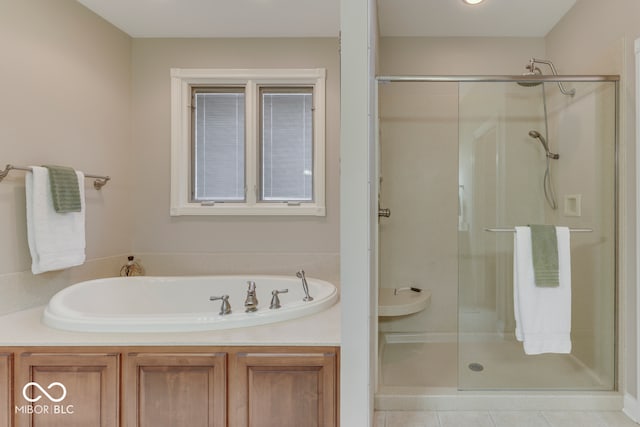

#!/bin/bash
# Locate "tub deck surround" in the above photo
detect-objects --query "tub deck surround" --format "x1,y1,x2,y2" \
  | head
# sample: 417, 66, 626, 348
0, 302, 340, 346
42, 275, 338, 333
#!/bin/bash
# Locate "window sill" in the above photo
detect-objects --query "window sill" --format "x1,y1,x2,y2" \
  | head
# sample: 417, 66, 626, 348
170, 203, 326, 216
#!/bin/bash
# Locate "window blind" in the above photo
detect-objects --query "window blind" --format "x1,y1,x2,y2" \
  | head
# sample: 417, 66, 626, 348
193, 91, 245, 201
261, 91, 313, 201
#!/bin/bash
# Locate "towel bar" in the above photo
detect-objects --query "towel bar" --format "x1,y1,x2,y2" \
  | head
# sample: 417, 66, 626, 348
484, 227, 593, 233
0, 164, 110, 190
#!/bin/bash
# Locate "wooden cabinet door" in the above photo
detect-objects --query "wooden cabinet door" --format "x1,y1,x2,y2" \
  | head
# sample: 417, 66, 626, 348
124, 352, 226, 427
230, 351, 337, 427
0, 353, 12, 427
14, 351, 119, 427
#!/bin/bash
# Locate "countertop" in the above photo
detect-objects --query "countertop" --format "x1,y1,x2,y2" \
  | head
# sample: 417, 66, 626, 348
0, 302, 341, 347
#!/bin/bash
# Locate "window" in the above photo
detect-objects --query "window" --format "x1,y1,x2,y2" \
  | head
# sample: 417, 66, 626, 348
192, 88, 245, 202
260, 87, 313, 202
170, 68, 326, 216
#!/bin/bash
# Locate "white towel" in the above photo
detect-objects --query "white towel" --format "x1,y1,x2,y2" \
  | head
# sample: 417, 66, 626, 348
513, 226, 571, 355
25, 166, 86, 274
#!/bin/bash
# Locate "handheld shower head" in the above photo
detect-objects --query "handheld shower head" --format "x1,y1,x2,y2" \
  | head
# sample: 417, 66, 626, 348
528, 130, 559, 159
527, 129, 560, 210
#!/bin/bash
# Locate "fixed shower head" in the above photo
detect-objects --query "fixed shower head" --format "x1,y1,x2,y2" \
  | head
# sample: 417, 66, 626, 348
518, 81, 543, 87
528, 130, 559, 159
518, 64, 543, 87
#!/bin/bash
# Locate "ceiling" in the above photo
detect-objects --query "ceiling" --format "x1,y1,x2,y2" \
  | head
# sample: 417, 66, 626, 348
76, 0, 577, 38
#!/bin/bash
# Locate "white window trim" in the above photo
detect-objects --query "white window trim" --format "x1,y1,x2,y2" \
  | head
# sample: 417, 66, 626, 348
170, 68, 326, 216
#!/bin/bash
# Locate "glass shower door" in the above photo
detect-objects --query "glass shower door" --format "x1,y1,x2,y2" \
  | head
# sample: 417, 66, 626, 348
457, 80, 617, 390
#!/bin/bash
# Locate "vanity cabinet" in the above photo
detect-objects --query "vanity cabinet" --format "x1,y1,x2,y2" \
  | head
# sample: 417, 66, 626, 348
0, 346, 339, 427
13, 351, 120, 427
230, 351, 337, 427
0, 353, 11, 427
124, 352, 227, 427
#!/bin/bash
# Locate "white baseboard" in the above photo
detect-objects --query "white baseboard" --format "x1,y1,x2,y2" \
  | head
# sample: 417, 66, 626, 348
623, 393, 640, 423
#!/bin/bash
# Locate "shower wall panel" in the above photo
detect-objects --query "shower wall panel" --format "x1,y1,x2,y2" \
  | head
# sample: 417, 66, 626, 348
378, 82, 459, 335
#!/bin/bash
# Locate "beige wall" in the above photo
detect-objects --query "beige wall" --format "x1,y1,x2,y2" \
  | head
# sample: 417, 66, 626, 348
0, 0, 132, 312
130, 38, 340, 275
379, 37, 546, 76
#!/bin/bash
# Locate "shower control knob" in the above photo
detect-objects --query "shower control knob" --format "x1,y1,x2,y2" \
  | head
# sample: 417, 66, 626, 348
270, 289, 289, 309
210, 295, 231, 315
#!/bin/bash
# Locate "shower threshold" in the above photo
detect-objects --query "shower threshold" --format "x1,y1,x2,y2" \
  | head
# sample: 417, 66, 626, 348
375, 387, 622, 411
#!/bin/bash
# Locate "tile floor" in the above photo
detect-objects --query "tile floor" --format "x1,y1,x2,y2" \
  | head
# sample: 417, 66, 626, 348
374, 410, 638, 427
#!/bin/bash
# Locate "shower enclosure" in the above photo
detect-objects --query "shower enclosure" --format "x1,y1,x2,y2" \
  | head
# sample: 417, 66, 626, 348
376, 74, 618, 399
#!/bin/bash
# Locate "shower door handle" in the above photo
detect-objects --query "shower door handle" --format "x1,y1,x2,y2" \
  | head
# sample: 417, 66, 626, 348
378, 207, 391, 218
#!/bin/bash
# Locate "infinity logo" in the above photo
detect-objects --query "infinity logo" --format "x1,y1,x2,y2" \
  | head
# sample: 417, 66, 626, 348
22, 382, 67, 403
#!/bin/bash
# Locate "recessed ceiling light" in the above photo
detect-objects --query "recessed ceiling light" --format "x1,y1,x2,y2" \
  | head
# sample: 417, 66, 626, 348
462, 0, 485, 5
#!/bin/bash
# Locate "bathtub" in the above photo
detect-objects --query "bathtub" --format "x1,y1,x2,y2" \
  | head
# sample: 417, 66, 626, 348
42, 275, 338, 333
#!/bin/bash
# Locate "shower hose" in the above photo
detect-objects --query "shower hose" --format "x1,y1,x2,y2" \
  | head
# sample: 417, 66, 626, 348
540, 84, 558, 210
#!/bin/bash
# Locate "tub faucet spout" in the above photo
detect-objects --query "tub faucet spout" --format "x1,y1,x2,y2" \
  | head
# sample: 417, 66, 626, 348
296, 270, 314, 302
244, 281, 258, 312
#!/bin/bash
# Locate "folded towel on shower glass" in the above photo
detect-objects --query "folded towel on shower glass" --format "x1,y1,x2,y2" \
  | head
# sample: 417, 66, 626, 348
42, 164, 81, 213
529, 224, 559, 287
25, 166, 86, 274
513, 226, 571, 355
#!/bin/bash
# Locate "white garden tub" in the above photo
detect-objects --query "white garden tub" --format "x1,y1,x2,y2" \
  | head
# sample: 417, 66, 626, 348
42, 275, 338, 333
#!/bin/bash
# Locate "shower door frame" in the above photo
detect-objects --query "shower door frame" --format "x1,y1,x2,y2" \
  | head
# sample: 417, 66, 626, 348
374, 73, 620, 393
377, 75, 619, 84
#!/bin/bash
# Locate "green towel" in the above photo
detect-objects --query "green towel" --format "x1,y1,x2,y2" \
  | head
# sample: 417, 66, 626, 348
529, 224, 559, 287
43, 165, 81, 213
